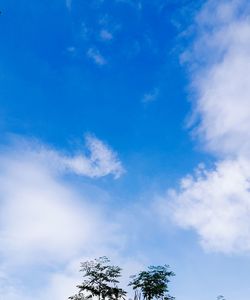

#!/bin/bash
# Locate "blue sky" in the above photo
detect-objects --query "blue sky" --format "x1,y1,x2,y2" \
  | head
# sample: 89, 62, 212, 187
1, 1, 250, 300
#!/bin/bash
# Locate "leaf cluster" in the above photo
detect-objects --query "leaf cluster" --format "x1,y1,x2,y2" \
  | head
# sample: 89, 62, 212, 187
129, 265, 175, 300
69, 256, 126, 300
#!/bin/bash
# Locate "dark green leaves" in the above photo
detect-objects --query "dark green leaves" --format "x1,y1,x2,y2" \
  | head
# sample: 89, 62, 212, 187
129, 265, 175, 300
69, 257, 126, 300
69, 258, 175, 300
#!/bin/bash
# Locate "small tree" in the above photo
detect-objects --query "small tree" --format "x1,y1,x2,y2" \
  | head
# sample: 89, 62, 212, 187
129, 265, 175, 300
69, 256, 127, 300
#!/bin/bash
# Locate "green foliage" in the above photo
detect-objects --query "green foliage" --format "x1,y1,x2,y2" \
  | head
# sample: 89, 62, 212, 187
129, 265, 175, 300
69, 293, 91, 300
69, 257, 127, 300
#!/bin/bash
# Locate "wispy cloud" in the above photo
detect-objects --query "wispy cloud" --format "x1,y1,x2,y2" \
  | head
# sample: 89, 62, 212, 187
66, 0, 72, 10
53, 134, 124, 179
0, 135, 125, 299
0, 134, 124, 263
157, 0, 250, 254
100, 29, 113, 41
87, 48, 107, 65
142, 88, 159, 104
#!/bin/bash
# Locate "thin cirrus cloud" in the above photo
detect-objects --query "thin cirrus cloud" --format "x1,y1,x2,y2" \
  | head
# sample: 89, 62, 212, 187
0, 134, 124, 263
100, 29, 113, 41
87, 48, 107, 66
27, 134, 124, 179
157, 0, 250, 254
66, 0, 72, 10
0, 135, 125, 299
142, 88, 159, 104
57, 134, 124, 179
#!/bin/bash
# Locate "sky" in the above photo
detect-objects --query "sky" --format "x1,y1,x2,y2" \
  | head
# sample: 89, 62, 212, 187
1, 0, 250, 299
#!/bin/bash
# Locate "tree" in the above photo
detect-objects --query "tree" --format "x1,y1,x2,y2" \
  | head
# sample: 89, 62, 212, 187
129, 265, 175, 300
69, 256, 127, 300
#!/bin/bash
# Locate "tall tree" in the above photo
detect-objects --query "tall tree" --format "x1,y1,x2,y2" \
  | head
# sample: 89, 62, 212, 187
69, 256, 127, 300
129, 265, 175, 300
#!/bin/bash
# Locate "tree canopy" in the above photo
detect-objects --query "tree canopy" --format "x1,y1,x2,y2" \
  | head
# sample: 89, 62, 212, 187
129, 265, 175, 300
69, 256, 126, 300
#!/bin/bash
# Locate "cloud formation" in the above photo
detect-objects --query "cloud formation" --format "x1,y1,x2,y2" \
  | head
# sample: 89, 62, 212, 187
87, 48, 107, 66
100, 29, 113, 41
0, 135, 124, 299
142, 88, 159, 104
60, 135, 124, 178
28, 134, 124, 179
159, 0, 250, 254
189, 0, 250, 157
160, 159, 250, 253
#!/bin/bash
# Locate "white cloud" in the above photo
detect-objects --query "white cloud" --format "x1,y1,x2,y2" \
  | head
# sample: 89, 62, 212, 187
100, 29, 113, 41
189, 0, 250, 157
159, 159, 250, 253
0, 157, 98, 264
158, 0, 250, 254
87, 48, 107, 66
0, 135, 124, 264
30, 134, 124, 179
0, 135, 124, 299
142, 88, 159, 104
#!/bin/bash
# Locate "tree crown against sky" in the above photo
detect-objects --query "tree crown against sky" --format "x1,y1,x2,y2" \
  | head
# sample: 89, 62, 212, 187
69, 257, 175, 300
69, 257, 126, 300
129, 265, 175, 300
